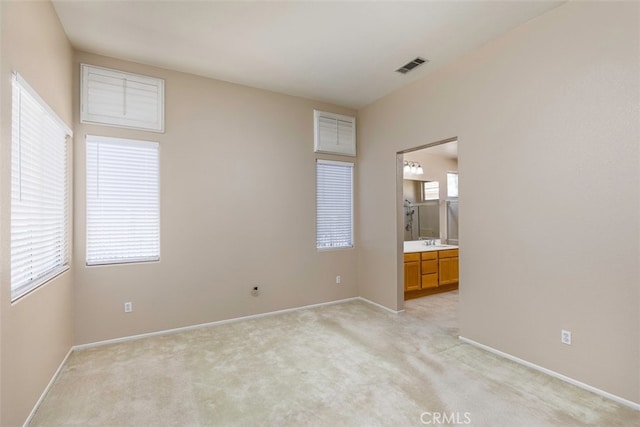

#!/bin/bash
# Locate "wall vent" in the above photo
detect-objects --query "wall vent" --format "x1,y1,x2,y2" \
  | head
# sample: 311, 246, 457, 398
395, 57, 428, 74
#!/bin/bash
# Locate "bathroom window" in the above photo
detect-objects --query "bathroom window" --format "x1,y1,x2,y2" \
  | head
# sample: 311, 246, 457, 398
10, 73, 72, 301
86, 135, 160, 265
423, 181, 439, 200
316, 159, 353, 250
447, 172, 459, 198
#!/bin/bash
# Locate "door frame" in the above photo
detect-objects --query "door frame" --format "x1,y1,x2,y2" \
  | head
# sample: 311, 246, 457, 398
396, 136, 458, 310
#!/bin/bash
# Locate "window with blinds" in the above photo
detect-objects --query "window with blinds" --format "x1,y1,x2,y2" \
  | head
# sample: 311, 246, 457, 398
86, 135, 160, 265
81, 64, 165, 132
313, 110, 356, 157
11, 73, 72, 301
316, 160, 353, 250
423, 181, 440, 201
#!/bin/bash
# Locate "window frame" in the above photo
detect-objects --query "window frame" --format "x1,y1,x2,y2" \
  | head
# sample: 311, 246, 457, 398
422, 181, 440, 201
10, 72, 72, 302
85, 135, 161, 266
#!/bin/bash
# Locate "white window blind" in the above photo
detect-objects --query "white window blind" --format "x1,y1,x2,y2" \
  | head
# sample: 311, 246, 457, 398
81, 64, 164, 132
316, 160, 353, 250
423, 181, 439, 200
86, 135, 160, 265
11, 73, 71, 301
314, 110, 356, 157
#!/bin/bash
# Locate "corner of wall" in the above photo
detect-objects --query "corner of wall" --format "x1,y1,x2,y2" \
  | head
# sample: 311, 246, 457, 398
0, 1, 75, 425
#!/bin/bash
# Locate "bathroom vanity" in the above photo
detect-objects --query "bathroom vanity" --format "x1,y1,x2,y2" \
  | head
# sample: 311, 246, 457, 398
403, 241, 459, 300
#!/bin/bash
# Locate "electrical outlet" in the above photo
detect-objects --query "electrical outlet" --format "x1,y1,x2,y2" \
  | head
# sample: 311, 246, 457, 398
336, 275, 341, 284
251, 286, 259, 297
124, 302, 132, 313
561, 329, 572, 345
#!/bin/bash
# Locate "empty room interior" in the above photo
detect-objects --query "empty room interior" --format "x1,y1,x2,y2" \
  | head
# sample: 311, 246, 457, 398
1, 1, 639, 426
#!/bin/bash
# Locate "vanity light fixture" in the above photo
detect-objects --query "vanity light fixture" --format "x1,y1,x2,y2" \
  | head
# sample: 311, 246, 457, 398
403, 161, 424, 175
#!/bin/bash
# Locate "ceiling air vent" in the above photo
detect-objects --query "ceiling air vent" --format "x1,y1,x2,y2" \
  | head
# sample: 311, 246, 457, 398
395, 57, 428, 74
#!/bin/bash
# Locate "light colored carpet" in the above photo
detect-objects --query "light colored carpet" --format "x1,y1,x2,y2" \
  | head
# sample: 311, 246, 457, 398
30, 291, 639, 426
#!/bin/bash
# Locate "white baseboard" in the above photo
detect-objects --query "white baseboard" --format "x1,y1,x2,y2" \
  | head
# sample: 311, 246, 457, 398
23, 346, 74, 427
358, 296, 404, 314
458, 336, 640, 411
74, 296, 362, 350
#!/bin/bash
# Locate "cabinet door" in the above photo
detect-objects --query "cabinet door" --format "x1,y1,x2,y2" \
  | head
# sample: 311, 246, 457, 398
421, 273, 438, 289
404, 261, 421, 291
438, 257, 459, 286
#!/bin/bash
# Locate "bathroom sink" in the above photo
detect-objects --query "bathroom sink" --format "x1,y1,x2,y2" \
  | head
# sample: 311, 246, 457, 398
403, 241, 458, 253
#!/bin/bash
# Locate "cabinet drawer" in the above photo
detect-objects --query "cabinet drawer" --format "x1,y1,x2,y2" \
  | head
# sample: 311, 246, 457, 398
420, 251, 438, 260
421, 259, 437, 274
404, 253, 420, 262
421, 273, 438, 289
438, 249, 459, 258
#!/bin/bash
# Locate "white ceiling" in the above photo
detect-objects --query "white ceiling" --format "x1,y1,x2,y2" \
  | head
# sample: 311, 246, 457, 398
52, 1, 563, 109
424, 140, 458, 160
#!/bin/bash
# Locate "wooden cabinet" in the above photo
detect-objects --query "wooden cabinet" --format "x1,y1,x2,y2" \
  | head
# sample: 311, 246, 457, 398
404, 253, 421, 291
420, 251, 438, 289
438, 249, 459, 286
404, 248, 459, 300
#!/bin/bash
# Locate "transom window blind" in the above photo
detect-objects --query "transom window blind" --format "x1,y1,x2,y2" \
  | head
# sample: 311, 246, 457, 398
316, 160, 353, 250
314, 110, 356, 157
86, 135, 160, 265
11, 73, 72, 301
81, 64, 164, 132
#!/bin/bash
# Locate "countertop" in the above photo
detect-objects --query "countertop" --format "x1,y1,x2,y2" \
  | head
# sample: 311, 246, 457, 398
404, 240, 459, 253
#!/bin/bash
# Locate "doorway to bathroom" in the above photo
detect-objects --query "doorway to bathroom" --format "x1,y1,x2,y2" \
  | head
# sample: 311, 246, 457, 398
397, 137, 459, 303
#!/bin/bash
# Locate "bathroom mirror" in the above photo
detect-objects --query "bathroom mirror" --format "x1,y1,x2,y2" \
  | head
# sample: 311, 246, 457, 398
403, 179, 440, 241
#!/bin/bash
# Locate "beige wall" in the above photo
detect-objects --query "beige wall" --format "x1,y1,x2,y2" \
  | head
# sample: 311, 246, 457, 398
72, 52, 358, 345
402, 180, 420, 205
1, 1, 638, 422
0, 1, 74, 425
358, 1, 639, 403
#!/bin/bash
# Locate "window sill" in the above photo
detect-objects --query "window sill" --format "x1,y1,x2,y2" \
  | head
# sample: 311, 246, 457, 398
11, 265, 70, 304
